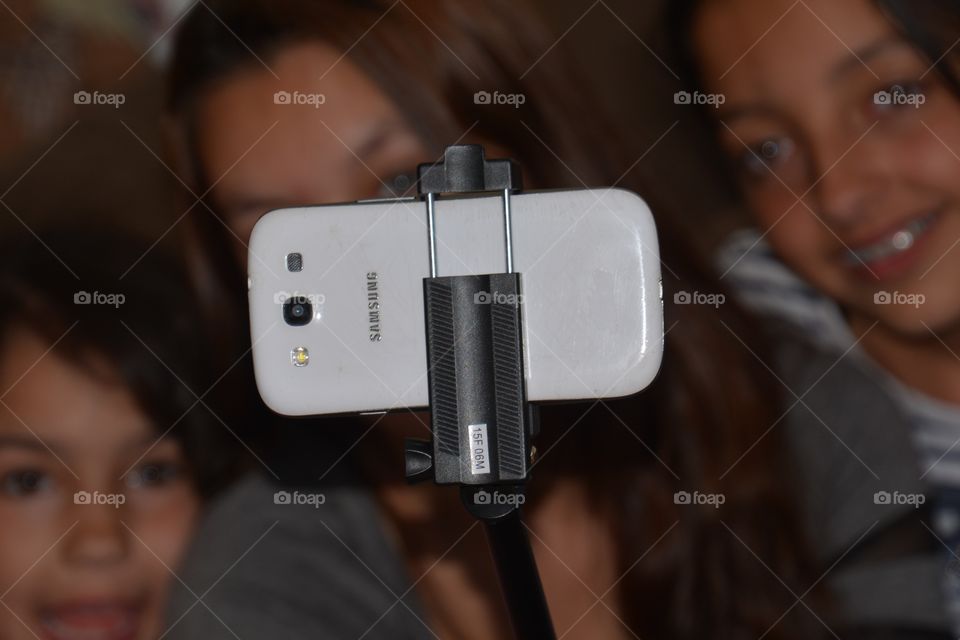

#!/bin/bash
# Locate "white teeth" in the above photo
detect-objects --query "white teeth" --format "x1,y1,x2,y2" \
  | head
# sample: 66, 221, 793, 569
891, 229, 914, 251
845, 213, 936, 265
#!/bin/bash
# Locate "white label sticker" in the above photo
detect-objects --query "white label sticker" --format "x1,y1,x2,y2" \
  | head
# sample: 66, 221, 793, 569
468, 423, 490, 475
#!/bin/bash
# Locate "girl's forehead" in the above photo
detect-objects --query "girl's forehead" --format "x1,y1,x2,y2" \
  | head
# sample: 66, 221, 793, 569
0, 328, 155, 457
693, 0, 897, 85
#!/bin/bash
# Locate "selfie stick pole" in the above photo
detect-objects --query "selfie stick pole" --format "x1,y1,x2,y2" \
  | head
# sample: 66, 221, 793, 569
404, 145, 556, 640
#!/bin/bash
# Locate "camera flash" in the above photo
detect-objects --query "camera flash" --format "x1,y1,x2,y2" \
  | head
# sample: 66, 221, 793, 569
291, 347, 309, 367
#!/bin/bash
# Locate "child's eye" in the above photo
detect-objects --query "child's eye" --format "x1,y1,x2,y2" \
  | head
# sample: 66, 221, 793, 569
125, 462, 183, 489
740, 137, 795, 178
375, 171, 416, 198
870, 81, 928, 116
1, 469, 52, 498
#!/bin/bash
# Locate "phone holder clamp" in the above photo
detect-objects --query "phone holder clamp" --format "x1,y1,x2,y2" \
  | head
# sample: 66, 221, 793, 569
403, 145, 555, 639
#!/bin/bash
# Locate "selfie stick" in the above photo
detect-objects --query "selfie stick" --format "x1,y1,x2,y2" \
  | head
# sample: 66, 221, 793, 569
404, 145, 556, 640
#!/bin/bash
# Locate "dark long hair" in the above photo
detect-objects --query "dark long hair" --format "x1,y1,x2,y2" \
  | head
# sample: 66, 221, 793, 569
167, 1, 826, 637
0, 227, 248, 498
877, 0, 960, 94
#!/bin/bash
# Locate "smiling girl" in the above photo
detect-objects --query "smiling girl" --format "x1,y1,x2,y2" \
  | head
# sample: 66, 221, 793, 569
671, 0, 960, 628
0, 228, 244, 640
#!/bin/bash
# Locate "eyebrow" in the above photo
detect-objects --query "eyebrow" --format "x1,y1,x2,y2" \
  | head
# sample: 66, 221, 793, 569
0, 435, 60, 454
718, 37, 915, 124
123, 433, 178, 454
353, 118, 407, 162
217, 120, 411, 213
219, 195, 293, 215
717, 103, 783, 124
0, 432, 164, 455
830, 36, 912, 82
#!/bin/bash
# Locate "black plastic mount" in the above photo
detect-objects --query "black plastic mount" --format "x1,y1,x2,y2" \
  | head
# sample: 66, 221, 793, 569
417, 144, 522, 194
404, 145, 535, 494
423, 273, 528, 485
403, 145, 556, 639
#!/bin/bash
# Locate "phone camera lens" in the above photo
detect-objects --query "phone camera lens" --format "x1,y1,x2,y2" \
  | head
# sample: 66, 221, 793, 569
283, 296, 313, 326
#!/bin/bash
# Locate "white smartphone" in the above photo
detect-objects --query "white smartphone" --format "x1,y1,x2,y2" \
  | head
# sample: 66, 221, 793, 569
248, 188, 663, 416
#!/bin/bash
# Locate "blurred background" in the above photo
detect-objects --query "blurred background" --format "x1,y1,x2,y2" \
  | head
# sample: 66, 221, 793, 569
0, 0, 741, 255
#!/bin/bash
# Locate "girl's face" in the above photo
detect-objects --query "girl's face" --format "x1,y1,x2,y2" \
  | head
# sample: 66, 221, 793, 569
693, 0, 960, 336
194, 41, 429, 262
0, 328, 200, 640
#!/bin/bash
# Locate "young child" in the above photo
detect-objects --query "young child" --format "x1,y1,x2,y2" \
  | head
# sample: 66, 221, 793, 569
0, 227, 244, 640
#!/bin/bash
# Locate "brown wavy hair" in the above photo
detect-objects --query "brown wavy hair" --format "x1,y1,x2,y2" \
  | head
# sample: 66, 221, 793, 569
167, 1, 827, 637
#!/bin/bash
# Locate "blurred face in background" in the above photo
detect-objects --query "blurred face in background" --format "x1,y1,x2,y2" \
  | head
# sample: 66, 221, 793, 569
693, 0, 960, 337
193, 40, 439, 434
0, 327, 200, 640
194, 41, 429, 263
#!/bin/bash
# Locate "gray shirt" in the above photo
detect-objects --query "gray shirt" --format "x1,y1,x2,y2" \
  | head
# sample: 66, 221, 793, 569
164, 472, 429, 639
163, 330, 952, 639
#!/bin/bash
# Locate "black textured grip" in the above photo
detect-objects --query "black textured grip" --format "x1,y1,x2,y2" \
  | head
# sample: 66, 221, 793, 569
424, 280, 460, 460
491, 293, 525, 479
423, 273, 528, 484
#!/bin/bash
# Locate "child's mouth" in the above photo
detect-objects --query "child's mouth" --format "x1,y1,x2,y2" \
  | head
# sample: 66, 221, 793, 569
842, 210, 941, 280
39, 602, 141, 640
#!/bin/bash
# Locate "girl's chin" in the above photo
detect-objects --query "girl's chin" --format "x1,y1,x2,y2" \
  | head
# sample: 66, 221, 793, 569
850, 302, 960, 340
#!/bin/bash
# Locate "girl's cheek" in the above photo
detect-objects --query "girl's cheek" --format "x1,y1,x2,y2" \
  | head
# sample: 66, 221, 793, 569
747, 186, 823, 260
0, 492, 72, 543
901, 124, 960, 195
125, 488, 200, 566
0, 502, 69, 604
767, 216, 820, 264
877, 89, 960, 185
750, 193, 792, 230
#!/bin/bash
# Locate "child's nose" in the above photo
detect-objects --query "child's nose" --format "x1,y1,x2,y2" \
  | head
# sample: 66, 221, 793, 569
64, 500, 130, 565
